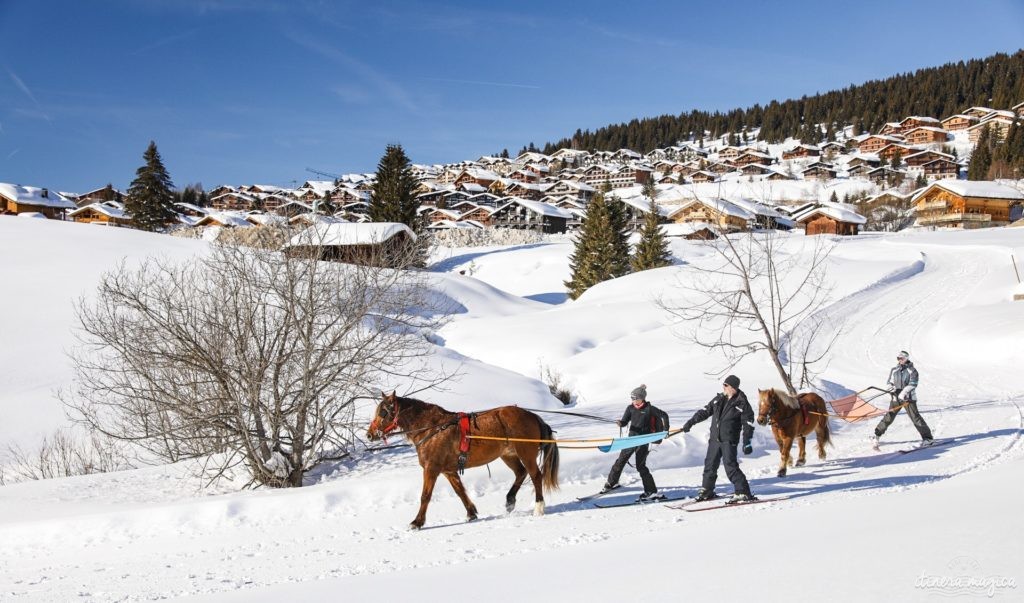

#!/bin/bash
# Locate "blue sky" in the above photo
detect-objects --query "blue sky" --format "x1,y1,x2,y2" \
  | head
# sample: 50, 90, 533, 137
2, 0, 1023, 193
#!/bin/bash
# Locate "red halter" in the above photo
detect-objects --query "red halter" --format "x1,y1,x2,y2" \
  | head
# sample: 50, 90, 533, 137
371, 397, 402, 442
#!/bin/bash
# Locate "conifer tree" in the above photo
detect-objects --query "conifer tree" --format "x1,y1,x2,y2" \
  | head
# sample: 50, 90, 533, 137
564, 191, 630, 300
968, 126, 993, 180
369, 143, 427, 265
369, 144, 420, 225
125, 141, 177, 232
829, 190, 839, 204
631, 198, 672, 271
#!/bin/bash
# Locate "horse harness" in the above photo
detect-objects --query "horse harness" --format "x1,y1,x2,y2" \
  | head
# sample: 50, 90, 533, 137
763, 395, 810, 428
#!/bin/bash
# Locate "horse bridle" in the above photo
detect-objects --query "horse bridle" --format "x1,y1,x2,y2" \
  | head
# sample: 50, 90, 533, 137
370, 397, 402, 442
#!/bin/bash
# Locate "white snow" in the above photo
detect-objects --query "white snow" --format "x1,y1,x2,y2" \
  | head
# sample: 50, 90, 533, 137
1, 218, 1023, 602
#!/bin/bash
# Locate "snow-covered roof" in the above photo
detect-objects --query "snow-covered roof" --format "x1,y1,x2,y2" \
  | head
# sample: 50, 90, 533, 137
899, 116, 941, 125
301, 181, 336, 196
660, 221, 718, 237
426, 219, 482, 230
197, 211, 252, 228
672, 198, 756, 221
69, 202, 129, 219
731, 198, 796, 226
245, 212, 288, 226
912, 181, 1024, 202
793, 202, 867, 225
174, 202, 209, 215
286, 222, 416, 247
0, 183, 77, 209
498, 197, 573, 219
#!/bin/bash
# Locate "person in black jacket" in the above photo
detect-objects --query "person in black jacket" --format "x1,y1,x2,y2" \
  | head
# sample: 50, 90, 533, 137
682, 375, 756, 503
599, 384, 670, 501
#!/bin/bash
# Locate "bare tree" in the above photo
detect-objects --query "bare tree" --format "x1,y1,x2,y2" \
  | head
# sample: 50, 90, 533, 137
64, 238, 452, 488
1, 428, 133, 485
660, 227, 837, 395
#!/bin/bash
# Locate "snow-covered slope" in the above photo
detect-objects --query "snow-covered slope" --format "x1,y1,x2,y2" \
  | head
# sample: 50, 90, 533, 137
1, 218, 1023, 602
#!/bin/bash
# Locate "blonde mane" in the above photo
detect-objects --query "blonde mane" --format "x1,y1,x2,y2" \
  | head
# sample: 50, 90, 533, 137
772, 388, 799, 409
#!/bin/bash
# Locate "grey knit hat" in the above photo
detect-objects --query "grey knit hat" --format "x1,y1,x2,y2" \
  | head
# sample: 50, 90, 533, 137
723, 375, 740, 389
630, 384, 647, 400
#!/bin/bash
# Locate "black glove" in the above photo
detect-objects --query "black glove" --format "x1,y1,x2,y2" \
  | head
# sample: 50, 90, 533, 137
743, 442, 753, 455
682, 421, 692, 433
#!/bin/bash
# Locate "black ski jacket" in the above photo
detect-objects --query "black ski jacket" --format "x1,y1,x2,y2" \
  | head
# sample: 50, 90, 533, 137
685, 389, 755, 444
618, 401, 670, 438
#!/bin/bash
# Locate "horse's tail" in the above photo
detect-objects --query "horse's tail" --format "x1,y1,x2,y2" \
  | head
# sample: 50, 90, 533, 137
537, 416, 560, 492
816, 396, 833, 450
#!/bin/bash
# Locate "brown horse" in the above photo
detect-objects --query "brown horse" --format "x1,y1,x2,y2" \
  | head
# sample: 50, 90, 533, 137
366, 392, 560, 530
756, 388, 831, 477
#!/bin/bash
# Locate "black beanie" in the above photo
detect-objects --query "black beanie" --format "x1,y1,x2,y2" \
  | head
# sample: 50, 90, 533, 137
724, 375, 740, 389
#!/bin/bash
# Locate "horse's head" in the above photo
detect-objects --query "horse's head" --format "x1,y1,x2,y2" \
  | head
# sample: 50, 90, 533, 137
756, 389, 775, 426
367, 390, 402, 442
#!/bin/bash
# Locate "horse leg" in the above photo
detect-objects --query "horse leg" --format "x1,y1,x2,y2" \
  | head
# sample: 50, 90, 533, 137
517, 444, 546, 516
796, 435, 807, 467
816, 417, 829, 460
410, 467, 440, 530
499, 453, 528, 513
443, 472, 478, 522
778, 435, 793, 477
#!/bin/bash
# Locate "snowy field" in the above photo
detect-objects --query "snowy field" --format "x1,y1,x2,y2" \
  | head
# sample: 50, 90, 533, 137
1, 217, 1023, 601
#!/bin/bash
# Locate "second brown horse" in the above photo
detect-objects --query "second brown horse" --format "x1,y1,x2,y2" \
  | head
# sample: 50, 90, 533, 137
756, 388, 831, 477
367, 392, 560, 529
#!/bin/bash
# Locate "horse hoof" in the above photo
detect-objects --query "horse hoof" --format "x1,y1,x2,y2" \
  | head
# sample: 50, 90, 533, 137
467, 514, 478, 522
505, 502, 515, 514
409, 522, 423, 531
777, 469, 787, 478
533, 501, 545, 517
795, 459, 806, 467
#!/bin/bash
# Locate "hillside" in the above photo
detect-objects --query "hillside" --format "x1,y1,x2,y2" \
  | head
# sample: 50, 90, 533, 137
540, 50, 1024, 153
1, 219, 1023, 601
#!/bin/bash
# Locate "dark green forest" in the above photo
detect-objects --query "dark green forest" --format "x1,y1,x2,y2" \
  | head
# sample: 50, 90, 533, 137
536, 50, 1024, 154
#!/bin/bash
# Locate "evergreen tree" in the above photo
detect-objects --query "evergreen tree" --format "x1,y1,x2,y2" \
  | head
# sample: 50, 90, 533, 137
968, 126, 993, 180
369, 143, 426, 265
631, 199, 672, 271
914, 173, 928, 189
369, 144, 419, 225
125, 141, 177, 232
198, 190, 210, 207
829, 190, 839, 204
180, 185, 197, 208
564, 192, 629, 300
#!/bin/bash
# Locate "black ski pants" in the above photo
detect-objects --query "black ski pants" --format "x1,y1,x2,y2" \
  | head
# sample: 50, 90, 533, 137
701, 439, 751, 496
606, 444, 657, 493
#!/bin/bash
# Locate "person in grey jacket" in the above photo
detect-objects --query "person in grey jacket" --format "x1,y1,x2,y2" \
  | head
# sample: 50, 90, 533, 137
872, 350, 933, 447
599, 384, 670, 502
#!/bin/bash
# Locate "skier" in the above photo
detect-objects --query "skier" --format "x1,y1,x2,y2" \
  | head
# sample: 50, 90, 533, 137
599, 385, 671, 501
871, 351, 933, 449
682, 375, 756, 504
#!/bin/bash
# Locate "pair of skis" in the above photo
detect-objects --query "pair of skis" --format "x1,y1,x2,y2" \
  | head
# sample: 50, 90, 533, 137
578, 485, 788, 511
576, 485, 687, 508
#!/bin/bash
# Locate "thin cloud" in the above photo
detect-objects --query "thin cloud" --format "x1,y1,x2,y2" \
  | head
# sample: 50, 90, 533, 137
285, 32, 420, 113
420, 77, 540, 90
132, 28, 201, 55
7, 148, 19, 159
13, 108, 53, 122
7, 68, 52, 122
581, 22, 677, 48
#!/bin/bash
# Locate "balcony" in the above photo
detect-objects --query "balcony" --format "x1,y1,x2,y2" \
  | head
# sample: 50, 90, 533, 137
917, 212, 991, 225
914, 200, 950, 212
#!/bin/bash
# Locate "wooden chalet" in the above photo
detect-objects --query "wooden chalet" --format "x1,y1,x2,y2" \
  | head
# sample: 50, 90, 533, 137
194, 211, 253, 228
801, 164, 838, 181
904, 150, 954, 168
793, 204, 866, 236
782, 144, 820, 160
717, 146, 744, 160
69, 201, 132, 226
489, 198, 572, 233
284, 222, 416, 268
734, 150, 773, 167
0, 184, 77, 219
689, 170, 718, 183
962, 106, 996, 119
920, 159, 959, 179
878, 122, 903, 136
74, 185, 124, 208
968, 115, 1015, 144
866, 166, 903, 185
876, 143, 915, 161
903, 126, 949, 145
941, 114, 980, 131
667, 198, 754, 232
912, 181, 1024, 228
898, 116, 942, 131
858, 135, 905, 154
211, 192, 258, 211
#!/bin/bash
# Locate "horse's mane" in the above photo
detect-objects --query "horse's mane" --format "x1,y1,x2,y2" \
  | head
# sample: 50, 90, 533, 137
395, 395, 450, 416
772, 388, 799, 409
